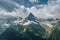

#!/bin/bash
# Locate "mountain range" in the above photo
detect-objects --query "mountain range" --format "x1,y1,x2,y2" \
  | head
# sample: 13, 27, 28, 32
0, 13, 60, 40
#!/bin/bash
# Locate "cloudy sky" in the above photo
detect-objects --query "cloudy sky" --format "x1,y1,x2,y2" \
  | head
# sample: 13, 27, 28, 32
0, 0, 60, 19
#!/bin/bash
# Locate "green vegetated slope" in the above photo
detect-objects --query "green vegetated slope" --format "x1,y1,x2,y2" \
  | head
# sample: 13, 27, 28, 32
48, 24, 60, 40
0, 21, 60, 40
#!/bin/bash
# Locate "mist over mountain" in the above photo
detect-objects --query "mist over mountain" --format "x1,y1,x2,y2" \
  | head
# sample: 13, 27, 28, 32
0, 0, 60, 40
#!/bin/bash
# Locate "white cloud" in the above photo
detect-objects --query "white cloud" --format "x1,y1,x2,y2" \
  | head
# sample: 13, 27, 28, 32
0, 0, 60, 19
26, 0, 60, 19
26, 6, 54, 19
29, 0, 38, 2
0, 5, 29, 18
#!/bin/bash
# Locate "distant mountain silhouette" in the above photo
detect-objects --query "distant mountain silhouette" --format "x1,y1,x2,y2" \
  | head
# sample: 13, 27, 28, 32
26, 13, 36, 21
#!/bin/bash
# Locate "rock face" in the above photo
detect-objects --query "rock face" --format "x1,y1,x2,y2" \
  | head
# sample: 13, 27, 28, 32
26, 13, 36, 21
0, 15, 47, 40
